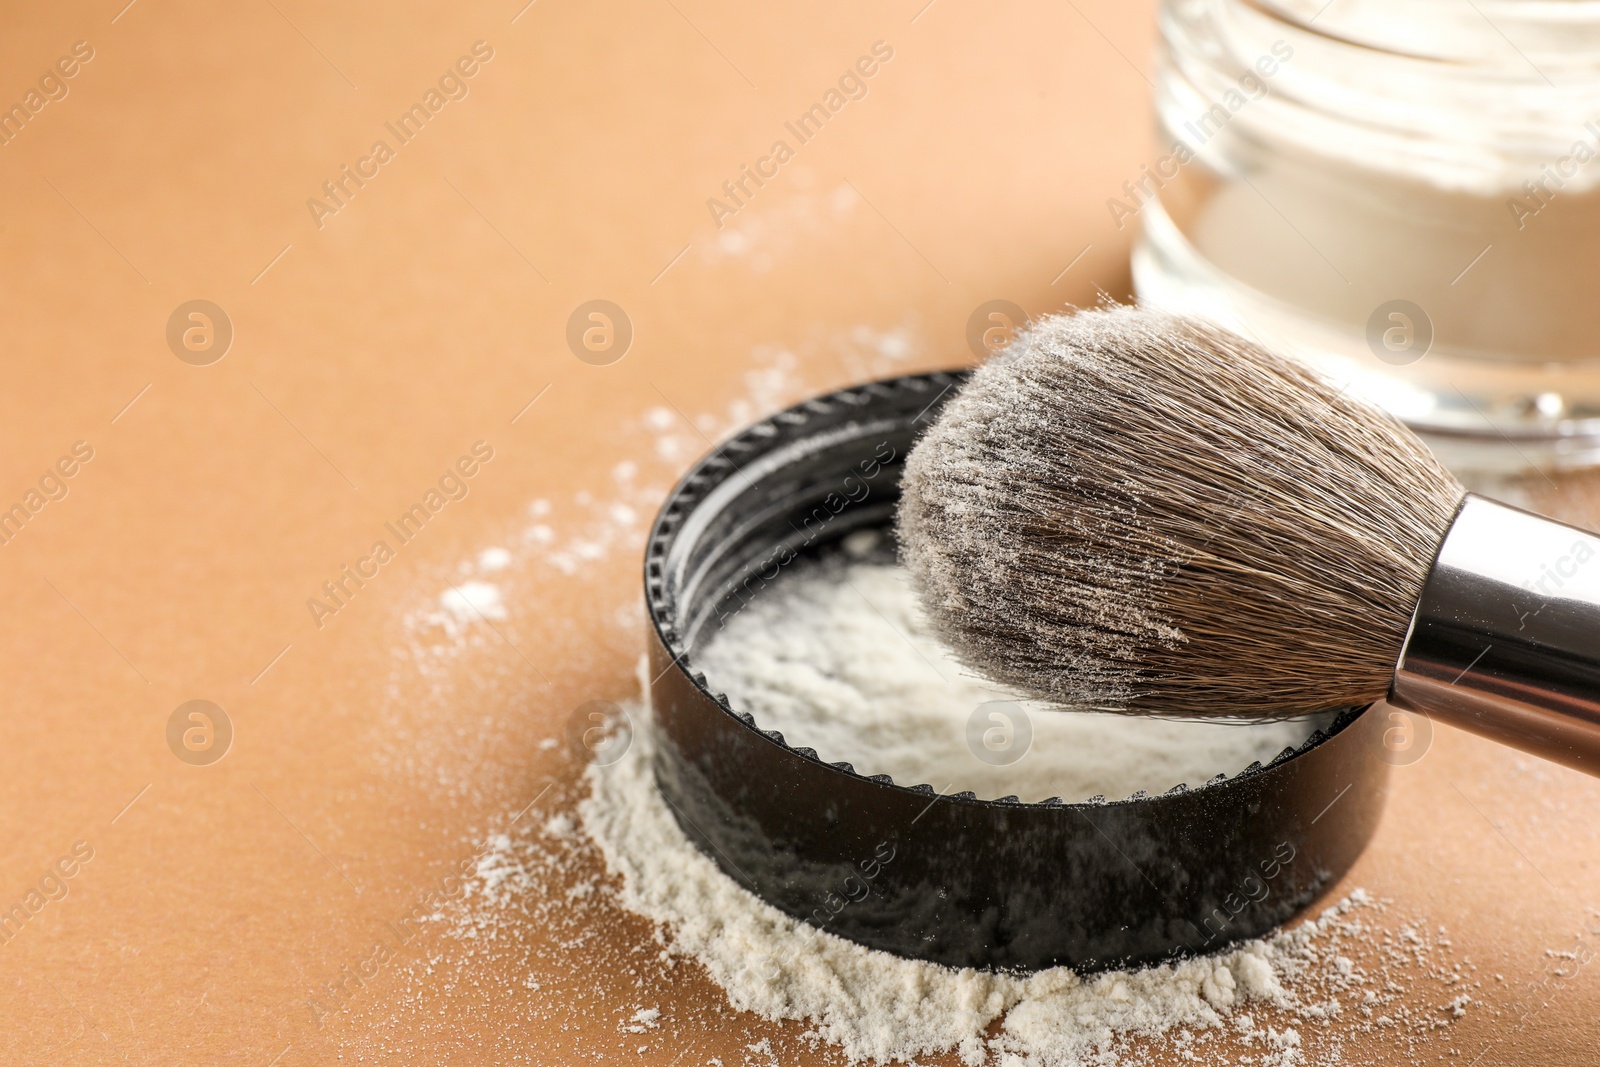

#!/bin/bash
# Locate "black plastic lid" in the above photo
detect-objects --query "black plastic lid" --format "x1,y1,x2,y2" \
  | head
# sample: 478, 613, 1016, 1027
643, 371, 1389, 972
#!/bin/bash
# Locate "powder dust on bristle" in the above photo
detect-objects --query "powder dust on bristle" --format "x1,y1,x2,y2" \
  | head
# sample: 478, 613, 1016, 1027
897, 305, 1467, 721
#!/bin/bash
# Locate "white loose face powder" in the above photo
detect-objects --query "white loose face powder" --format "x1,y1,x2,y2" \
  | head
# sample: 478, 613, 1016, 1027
580, 704, 1299, 1065
575, 686, 1462, 1066
693, 538, 1316, 802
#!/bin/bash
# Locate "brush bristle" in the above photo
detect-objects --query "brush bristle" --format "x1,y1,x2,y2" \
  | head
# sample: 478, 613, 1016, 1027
897, 306, 1466, 720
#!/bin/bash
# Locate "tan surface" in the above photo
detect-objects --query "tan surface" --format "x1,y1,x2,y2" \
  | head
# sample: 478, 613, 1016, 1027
1, 2, 1597, 1064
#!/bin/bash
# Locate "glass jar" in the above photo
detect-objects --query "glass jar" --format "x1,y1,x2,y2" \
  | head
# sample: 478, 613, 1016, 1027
1134, 0, 1600, 471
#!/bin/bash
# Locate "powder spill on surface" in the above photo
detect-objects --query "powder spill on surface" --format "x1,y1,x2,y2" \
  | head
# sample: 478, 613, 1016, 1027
369, 335, 843, 809
696, 548, 1315, 802
699, 177, 864, 275
439, 579, 507, 624
477, 545, 513, 572
337, 679, 1516, 1067
341, 524, 1506, 1067
546, 684, 1469, 1066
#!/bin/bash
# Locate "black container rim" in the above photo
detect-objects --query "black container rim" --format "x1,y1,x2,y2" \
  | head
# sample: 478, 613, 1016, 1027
640, 370, 1389, 971
644, 370, 1361, 809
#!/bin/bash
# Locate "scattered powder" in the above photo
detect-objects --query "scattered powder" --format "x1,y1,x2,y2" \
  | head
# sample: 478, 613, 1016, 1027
439, 580, 507, 624
478, 546, 513, 572
376, 339, 814, 796
344, 663, 1491, 1064
563, 680, 1472, 1066
696, 550, 1314, 802
698, 177, 863, 275
638, 321, 918, 471
624, 1006, 662, 1033
523, 461, 656, 576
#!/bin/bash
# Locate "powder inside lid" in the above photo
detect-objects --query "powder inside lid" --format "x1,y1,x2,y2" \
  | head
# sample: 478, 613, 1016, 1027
694, 541, 1317, 802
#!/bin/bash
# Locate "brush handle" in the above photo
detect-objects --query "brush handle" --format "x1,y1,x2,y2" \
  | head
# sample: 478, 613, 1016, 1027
1391, 494, 1600, 776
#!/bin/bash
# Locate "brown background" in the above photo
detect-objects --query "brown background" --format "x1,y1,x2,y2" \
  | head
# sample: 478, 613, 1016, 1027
1, 1, 1597, 1064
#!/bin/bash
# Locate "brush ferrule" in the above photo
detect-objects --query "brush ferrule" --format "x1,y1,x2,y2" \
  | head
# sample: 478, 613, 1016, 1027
1392, 494, 1600, 774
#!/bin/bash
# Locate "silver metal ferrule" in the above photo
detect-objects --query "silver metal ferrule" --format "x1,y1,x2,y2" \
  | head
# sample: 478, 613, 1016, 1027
1391, 494, 1600, 775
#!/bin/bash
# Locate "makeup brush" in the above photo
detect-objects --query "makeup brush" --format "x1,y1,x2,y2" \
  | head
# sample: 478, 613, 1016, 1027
897, 305, 1600, 775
